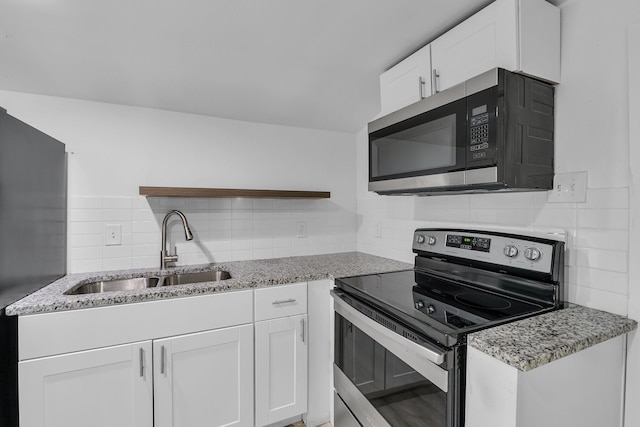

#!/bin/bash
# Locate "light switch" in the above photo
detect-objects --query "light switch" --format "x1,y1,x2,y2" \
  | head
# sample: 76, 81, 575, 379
296, 221, 307, 238
547, 172, 587, 203
104, 224, 122, 246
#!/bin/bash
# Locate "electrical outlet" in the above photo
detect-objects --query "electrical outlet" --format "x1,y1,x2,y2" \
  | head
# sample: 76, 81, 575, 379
104, 224, 122, 246
296, 221, 307, 238
547, 172, 587, 203
374, 222, 382, 238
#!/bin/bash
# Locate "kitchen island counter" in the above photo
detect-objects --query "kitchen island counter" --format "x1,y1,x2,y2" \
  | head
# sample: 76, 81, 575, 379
6, 252, 412, 316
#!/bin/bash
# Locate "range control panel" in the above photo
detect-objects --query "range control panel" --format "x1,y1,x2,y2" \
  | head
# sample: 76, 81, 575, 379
412, 229, 557, 274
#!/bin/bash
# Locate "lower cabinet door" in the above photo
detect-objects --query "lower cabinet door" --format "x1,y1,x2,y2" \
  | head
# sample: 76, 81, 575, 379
255, 314, 308, 427
153, 324, 254, 427
18, 341, 153, 427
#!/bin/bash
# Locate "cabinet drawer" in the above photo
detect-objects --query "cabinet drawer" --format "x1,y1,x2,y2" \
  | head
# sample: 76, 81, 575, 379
254, 283, 307, 321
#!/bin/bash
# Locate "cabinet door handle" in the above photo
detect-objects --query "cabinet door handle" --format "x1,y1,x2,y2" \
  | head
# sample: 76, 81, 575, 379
301, 318, 306, 343
418, 76, 426, 99
160, 345, 166, 374
272, 298, 296, 305
432, 69, 440, 94
139, 348, 145, 377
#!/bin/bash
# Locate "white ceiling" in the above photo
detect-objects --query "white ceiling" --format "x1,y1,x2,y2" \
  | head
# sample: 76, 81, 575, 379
0, 0, 505, 132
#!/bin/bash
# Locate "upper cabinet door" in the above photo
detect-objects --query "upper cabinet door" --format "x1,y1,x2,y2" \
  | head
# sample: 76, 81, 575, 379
153, 324, 254, 427
379, 44, 432, 116
431, 0, 518, 93
18, 341, 153, 427
431, 0, 560, 93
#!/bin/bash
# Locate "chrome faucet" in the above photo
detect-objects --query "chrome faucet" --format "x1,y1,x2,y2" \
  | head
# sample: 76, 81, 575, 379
160, 210, 193, 269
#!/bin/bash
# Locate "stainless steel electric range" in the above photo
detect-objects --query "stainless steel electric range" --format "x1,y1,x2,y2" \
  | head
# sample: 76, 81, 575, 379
332, 228, 565, 427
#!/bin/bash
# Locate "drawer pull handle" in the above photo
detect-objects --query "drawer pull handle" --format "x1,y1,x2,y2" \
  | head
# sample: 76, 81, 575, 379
272, 298, 296, 305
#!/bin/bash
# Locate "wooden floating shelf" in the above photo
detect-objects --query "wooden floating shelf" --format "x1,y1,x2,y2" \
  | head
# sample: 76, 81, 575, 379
139, 186, 331, 199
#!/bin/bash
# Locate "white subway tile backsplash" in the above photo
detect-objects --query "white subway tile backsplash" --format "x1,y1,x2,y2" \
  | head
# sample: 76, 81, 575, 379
69, 221, 103, 235
575, 229, 629, 251
102, 257, 132, 271
573, 248, 628, 273
70, 246, 102, 261
102, 209, 133, 222
574, 266, 629, 295
185, 198, 210, 210
102, 197, 132, 210
69, 234, 102, 248
578, 187, 629, 210
69, 196, 102, 210
103, 245, 133, 259
231, 198, 253, 210
68, 259, 103, 273
576, 209, 629, 230
69, 209, 103, 222
210, 198, 232, 210
567, 284, 629, 316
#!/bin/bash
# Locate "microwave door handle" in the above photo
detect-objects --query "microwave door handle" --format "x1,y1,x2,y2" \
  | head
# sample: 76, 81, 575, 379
331, 290, 449, 392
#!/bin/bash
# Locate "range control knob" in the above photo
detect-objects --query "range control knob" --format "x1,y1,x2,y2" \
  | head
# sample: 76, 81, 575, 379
503, 245, 519, 258
415, 300, 425, 310
427, 236, 437, 246
524, 247, 542, 261
416, 234, 426, 244
427, 305, 436, 314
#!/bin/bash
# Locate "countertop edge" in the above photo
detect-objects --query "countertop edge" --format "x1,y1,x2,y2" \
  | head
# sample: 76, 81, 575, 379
5, 252, 413, 316
467, 305, 638, 372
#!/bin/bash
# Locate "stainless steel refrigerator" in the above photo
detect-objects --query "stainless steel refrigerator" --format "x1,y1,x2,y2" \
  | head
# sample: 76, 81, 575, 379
0, 107, 67, 426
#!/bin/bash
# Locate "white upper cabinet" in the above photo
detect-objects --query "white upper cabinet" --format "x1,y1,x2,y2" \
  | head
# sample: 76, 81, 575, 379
431, 0, 560, 93
380, 0, 560, 115
379, 44, 432, 116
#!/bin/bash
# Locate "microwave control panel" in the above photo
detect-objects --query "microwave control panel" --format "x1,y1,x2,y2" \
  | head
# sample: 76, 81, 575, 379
467, 86, 498, 166
469, 105, 490, 159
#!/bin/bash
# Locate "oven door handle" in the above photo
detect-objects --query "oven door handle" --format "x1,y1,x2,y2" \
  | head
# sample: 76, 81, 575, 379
332, 290, 450, 392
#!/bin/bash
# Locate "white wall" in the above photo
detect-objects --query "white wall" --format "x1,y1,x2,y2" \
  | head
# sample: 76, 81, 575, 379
626, 18, 640, 427
357, 0, 640, 424
0, 91, 358, 271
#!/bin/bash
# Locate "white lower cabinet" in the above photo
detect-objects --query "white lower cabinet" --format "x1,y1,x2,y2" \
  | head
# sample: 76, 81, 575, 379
254, 282, 309, 427
255, 314, 308, 427
19, 341, 154, 427
154, 324, 254, 427
17, 284, 326, 427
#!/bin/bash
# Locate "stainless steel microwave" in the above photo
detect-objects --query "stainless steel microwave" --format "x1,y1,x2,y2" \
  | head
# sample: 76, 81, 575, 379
368, 68, 555, 195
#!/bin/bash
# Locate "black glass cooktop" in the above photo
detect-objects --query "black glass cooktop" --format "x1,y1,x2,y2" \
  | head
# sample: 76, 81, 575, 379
335, 269, 551, 343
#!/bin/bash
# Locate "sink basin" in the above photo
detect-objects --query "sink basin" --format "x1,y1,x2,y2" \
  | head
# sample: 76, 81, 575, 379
162, 270, 231, 286
64, 270, 232, 295
65, 277, 160, 295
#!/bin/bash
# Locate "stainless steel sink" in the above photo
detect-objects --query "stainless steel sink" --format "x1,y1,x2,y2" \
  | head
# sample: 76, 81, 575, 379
65, 277, 160, 295
64, 270, 232, 295
162, 270, 232, 286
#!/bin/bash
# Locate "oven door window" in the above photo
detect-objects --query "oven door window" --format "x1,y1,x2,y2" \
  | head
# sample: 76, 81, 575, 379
335, 314, 447, 427
369, 100, 466, 181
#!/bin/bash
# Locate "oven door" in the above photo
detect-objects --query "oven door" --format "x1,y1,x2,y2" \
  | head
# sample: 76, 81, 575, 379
332, 291, 461, 427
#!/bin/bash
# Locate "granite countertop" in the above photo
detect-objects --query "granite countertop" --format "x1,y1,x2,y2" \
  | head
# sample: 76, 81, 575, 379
468, 304, 638, 371
6, 252, 412, 316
